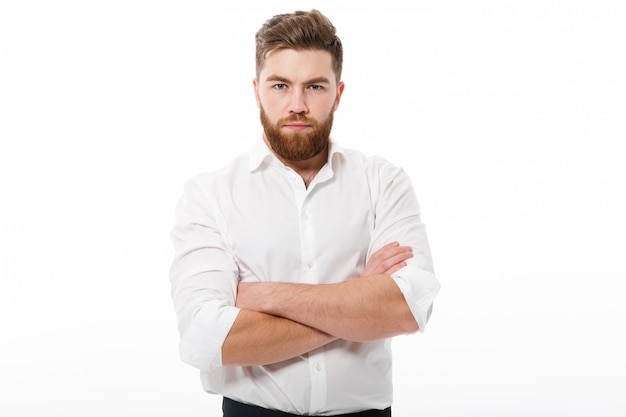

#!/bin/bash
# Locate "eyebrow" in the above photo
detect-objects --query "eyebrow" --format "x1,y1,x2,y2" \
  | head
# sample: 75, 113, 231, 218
264, 75, 331, 85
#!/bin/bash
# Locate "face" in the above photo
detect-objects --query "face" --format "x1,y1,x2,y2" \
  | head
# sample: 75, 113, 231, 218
254, 49, 344, 162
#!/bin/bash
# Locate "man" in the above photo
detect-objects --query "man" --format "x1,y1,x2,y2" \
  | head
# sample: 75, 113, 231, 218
170, 9, 440, 417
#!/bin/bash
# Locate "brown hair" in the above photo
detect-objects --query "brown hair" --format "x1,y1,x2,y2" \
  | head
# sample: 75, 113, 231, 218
255, 9, 343, 83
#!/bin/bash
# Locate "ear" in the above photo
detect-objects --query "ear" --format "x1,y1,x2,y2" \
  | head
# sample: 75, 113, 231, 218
333, 82, 345, 111
253, 78, 261, 109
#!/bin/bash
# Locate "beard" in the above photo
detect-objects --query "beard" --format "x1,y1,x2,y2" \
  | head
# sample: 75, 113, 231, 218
260, 106, 334, 162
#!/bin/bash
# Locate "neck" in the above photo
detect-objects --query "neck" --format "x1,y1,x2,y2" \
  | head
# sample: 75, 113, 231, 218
268, 139, 329, 188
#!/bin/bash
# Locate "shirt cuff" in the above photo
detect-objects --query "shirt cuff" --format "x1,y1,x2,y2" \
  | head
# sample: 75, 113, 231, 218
392, 264, 441, 333
179, 300, 241, 370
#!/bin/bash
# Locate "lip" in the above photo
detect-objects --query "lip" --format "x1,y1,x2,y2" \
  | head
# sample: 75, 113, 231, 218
283, 123, 311, 131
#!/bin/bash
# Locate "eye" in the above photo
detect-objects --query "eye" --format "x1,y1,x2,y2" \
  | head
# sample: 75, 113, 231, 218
273, 84, 287, 90
308, 85, 324, 91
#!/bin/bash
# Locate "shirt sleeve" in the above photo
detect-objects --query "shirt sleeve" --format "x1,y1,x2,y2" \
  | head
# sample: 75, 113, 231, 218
169, 176, 241, 370
368, 158, 441, 332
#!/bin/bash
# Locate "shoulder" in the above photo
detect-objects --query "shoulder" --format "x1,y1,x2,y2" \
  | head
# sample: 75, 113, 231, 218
190, 152, 251, 190
334, 144, 406, 183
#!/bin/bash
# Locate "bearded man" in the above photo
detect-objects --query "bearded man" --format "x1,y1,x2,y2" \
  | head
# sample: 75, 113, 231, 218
170, 9, 440, 417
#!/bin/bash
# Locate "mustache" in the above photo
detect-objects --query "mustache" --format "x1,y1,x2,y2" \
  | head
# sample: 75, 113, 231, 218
280, 114, 315, 124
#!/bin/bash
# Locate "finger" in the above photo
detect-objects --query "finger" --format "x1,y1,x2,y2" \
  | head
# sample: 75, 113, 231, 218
379, 251, 413, 273
369, 242, 399, 262
372, 246, 412, 267
362, 247, 413, 277
385, 261, 407, 276
370, 243, 411, 263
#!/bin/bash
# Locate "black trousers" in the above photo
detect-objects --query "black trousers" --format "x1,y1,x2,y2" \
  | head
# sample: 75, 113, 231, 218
223, 398, 391, 417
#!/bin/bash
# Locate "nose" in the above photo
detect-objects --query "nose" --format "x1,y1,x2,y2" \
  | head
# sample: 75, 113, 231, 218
288, 90, 308, 114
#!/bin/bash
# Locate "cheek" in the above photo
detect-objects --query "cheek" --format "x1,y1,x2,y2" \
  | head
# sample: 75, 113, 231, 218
314, 98, 338, 117
259, 95, 284, 117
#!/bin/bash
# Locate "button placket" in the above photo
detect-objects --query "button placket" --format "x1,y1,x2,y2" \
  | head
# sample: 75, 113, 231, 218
300, 201, 316, 273
308, 350, 328, 413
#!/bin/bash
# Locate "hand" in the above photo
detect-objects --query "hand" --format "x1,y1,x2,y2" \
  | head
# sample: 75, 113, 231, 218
360, 242, 413, 278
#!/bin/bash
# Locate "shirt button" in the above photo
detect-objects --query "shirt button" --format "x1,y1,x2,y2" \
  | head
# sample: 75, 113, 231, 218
306, 260, 314, 269
315, 363, 322, 372
302, 211, 309, 221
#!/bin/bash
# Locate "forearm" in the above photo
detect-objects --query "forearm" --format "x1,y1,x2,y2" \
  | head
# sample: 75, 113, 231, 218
237, 274, 418, 342
221, 309, 337, 366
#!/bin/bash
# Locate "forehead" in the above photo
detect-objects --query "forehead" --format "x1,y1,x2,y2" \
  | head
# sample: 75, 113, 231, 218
260, 49, 336, 83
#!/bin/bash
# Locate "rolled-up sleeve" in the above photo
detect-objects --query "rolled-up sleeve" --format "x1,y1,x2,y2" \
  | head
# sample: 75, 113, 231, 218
368, 159, 441, 332
169, 176, 240, 370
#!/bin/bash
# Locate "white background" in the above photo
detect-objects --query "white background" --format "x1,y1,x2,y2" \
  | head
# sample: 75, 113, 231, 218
1, 1, 625, 416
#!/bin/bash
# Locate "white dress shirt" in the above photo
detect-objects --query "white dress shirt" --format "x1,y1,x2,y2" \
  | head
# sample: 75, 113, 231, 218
169, 137, 440, 415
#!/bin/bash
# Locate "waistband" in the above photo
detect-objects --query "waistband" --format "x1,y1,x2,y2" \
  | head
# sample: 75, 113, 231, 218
222, 397, 392, 417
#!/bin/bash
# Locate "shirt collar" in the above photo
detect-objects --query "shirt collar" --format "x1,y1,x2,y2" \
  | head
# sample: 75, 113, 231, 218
248, 135, 276, 172
248, 135, 347, 172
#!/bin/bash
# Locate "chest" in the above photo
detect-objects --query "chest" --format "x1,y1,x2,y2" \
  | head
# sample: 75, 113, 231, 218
218, 171, 374, 283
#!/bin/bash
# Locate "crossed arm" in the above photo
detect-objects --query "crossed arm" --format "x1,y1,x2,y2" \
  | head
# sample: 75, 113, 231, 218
222, 242, 417, 366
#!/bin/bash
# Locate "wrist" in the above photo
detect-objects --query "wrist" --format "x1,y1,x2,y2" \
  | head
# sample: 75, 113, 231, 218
236, 282, 280, 313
